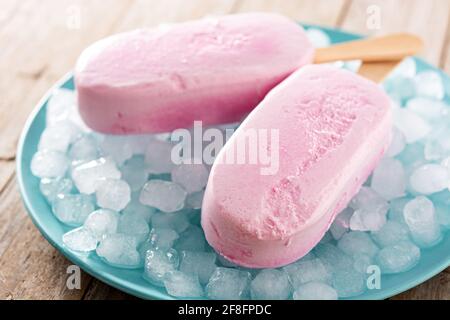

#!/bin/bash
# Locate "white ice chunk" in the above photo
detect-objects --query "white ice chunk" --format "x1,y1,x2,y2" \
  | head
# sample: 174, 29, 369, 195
293, 282, 337, 300
171, 163, 209, 194
140, 180, 186, 213
68, 135, 99, 165
98, 135, 133, 166
409, 164, 449, 195
375, 241, 420, 274
331, 269, 366, 298
62, 227, 98, 252
38, 121, 81, 153
163, 271, 203, 298
250, 269, 291, 300
148, 228, 179, 250
186, 190, 204, 209
95, 179, 131, 211
337, 231, 379, 258
283, 258, 332, 287
393, 108, 431, 143
180, 251, 216, 285
371, 220, 410, 247
117, 212, 149, 244
52, 193, 94, 226
385, 127, 406, 157
206, 267, 251, 300
414, 70, 445, 100
31, 150, 68, 178
39, 177, 73, 203
145, 139, 175, 174
175, 225, 206, 252
151, 212, 190, 233
96, 234, 141, 268
403, 196, 442, 247
144, 248, 179, 286
121, 156, 148, 192
406, 97, 448, 121
371, 158, 406, 200
83, 209, 120, 240
306, 28, 331, 48
71, 157, 121, 194
46, 88, 77, 126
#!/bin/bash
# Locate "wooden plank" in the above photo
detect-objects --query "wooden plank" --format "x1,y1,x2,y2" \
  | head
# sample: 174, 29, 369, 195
234, 0, 350, 26
82, 279, 136, 300
0, 178, 91, 299
340, 0, 450, 66
0, 0, 134, 160
392, 269, 450, 300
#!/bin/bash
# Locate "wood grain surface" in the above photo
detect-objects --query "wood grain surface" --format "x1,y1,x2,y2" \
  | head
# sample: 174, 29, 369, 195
1, 0, 449, 300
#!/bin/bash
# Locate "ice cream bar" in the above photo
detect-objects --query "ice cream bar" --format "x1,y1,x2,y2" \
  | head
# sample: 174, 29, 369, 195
75, 13, 314, 134
201, 65, 392, 268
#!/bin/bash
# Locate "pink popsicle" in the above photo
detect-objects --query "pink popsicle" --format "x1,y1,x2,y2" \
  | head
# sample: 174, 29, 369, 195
75, 13, 314, 134
201, 65, 392, 268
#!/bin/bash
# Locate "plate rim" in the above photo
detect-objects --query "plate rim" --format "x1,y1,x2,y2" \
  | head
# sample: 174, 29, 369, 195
16, 25, 450, 300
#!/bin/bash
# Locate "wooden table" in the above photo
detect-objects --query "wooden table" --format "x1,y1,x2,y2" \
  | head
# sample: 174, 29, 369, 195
1, 0, 450, 300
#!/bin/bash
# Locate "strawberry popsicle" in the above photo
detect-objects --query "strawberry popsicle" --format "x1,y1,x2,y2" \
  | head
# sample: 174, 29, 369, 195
75, 13, 314, 134
201, 65, 392, 268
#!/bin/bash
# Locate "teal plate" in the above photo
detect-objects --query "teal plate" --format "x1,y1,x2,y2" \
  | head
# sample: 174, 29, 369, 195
17, 25, 450, 300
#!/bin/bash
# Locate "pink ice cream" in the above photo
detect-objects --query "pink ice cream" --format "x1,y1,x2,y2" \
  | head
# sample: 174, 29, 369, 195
201, 65, 392, 268
75, 13, 314, 134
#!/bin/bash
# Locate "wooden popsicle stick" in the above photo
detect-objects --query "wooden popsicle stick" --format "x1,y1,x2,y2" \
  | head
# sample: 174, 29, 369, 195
314, 33, 423, 64
358, 60, 402, 83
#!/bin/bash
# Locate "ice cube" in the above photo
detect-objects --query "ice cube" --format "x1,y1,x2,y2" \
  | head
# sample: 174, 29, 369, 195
403, 196, 442, 247
350, 206, 387, 232
398, 143, 425, 172
95, 179, 131, 211
175, 225, 206, 252
145, 139, 175, 174
435, 204, 450, 230
46, 88, 77, 126
96, 234, 141, 268
38, 121, 81, 153
330, 208, 353, 240
98, 135, 133, 166
39, 177, 73, 203
385, 127, 406, 157
406, 97, 448, 121
371, 220, 410, 247
384, 77, 416, 102
163, 271, 203, 298
117, 212, 149, 244
52, 193, 95, 226
293, 282, 337, 300
389, 57, 416, 79
62, 227, 98, 252
122, 195, 155, 223
127, 135, 154, 155
68, 135, 99, 165
151, 212, 190, 233
371, 158, 406, 200
375, 241, 420, 274
83, 209, 120, 240
352, 253, 373, 274
171, 163, 209, 194
31, 150, 68, 178
388, 197, 410, 223
414, 70, 445, 100
350, 187, 388, 211
306, 28, 331, 48
331, 268, 366, 298
121, 156, 149, 192
140, 180, 187, 213
206, 267, 251, 300
250, 269, 291, 300
424, 126, 450, 161
314, 243, 353, 272
349, 187, 388, 232
393, 108, 431, 143
409, 164, 449, 195
337, 231, 379, 258
283, 258, 332, 287
147, 228, 179, 250
186, 190, 205, 209
71, 157, 121, 194
180, 251, 217, 285
144, 248, 179, 286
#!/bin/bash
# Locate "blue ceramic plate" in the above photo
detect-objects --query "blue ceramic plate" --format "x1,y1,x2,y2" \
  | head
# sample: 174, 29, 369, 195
17, 25, 450, 300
